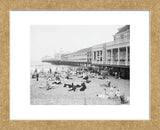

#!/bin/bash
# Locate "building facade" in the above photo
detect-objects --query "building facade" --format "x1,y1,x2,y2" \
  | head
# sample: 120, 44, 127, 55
105, 25, 130, 66
61, 25, 130, 66
61, 47, 91, 63
92, 43, 105, 65
59, 25, 130, 78
54, 53, 62, 60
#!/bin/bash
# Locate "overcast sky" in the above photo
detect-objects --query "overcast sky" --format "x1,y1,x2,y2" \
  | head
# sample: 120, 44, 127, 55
30, 25, 123, 62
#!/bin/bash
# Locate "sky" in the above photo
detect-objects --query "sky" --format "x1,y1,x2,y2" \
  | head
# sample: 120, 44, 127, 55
30, 25, 123, 62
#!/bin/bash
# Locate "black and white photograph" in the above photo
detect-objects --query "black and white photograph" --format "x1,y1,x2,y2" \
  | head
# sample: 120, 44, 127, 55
30, 25, 130, 105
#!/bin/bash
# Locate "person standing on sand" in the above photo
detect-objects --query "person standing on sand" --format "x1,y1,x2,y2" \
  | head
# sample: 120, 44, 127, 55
49, 68, 52, 74
106, 79, 111, 87
36, 72, 39, 81
115, 72, 118, 79
34, 69, 39, 81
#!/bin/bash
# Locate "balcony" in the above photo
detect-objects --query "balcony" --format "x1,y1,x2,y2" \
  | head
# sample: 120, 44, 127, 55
119, 59, 126, 65
105, 59, 130, 66
119, 61, 125, 65
112, 60, 118, 65
106, 59, 111, 64
128, 61, 130, 65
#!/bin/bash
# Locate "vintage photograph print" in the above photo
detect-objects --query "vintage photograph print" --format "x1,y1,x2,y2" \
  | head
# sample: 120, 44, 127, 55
30, 25, 130, 105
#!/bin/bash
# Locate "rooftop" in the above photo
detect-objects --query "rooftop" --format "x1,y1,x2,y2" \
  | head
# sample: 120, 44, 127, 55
116, 25, 130, 34
61, 47, 92, 56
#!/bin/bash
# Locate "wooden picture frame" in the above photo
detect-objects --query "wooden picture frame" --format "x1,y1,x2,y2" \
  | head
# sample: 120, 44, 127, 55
0, 0, 160, 129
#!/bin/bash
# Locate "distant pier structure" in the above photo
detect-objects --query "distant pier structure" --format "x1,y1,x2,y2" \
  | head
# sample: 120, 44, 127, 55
42, 59, 89, 66
42, 25, 130, 79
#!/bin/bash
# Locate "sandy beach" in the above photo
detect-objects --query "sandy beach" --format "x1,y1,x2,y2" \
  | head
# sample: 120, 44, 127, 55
30, 75, 130, 105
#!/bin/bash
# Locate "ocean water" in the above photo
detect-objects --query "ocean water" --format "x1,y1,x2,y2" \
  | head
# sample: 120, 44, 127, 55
30, 61, 76, 73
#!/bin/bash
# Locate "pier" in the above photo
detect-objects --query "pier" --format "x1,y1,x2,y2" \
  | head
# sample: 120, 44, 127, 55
42, 59, 90, 66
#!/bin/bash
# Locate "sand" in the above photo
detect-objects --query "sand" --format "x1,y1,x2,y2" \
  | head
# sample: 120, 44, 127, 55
30, 76, 130, 105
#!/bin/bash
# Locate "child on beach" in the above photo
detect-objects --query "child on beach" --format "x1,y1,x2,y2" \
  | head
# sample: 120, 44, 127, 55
115, 89, 120, 97
108, 86, 117, 99
106, 79, 111, 87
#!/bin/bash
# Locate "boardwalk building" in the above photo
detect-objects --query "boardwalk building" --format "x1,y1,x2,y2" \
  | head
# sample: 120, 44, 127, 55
61, 47, 91, 66
60, 25, 130, 78
42, 25, 130, 79
105, 25, 130, 78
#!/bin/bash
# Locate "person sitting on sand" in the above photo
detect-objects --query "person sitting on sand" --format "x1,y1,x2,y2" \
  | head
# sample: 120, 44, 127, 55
63, 83, 74, 88
83, 75, 88, 80
119, 94, 129, 104
96, 89, 109, 98
108, 86, 116, 99
66, 74, 70, 79
46, 77, 54, 90
68, 83, 77, 92
53, 80, 61, 85
97, 94, 109, 98
64, 71, 70, 79
115, 89, 120, 97
83, 74, 91, 83
109, 85, 114, 91
80, 82, 86, 91
46, 81, 52, 90
52, 73, 61, 84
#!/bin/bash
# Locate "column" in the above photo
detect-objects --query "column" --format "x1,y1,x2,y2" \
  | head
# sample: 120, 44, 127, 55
106, 50, 108, 64
111, 49, 113, 64
94, 51, 96, 62
118, 48, 120, 65
97, 51, 99, 64
125, 46, 128, 65
103, 45, 106, 65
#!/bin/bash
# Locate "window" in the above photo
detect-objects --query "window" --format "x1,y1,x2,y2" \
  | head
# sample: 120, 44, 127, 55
97, 51, 99, 56
120, 34, 124, 39
100, 50, 102, 56
100, 57, 102, 61
94, 51, 96, 60
114, 36, 116, 41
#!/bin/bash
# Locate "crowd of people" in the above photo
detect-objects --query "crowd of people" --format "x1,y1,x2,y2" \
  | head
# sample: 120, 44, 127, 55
31, 66, 129, 104
32, 67, 90, 91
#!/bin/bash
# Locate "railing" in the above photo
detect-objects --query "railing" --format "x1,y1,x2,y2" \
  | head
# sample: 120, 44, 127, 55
91, 59, 130, 66
92, 61, 103, 64
106, 59, 129, 66
119, 61, 126, 65
115, 38, 130, 44
112, 60, 118, 65
106, 60, 111, 64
